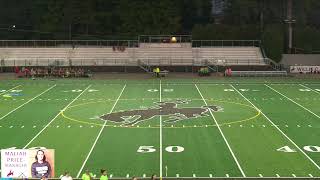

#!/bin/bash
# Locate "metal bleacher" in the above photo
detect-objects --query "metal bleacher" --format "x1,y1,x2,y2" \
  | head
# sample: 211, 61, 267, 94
0, 39, 270, 68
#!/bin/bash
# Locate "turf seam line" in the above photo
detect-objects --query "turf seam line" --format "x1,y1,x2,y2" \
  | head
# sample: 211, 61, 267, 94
23, 84, 92, 149
195, 84, 246, 177
231, 84, 320, 171
0, 84, 56, 121
76, 84, 126, 178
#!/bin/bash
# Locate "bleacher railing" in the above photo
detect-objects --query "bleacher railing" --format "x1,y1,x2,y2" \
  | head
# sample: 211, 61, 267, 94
192, 40, 261, 47
0, 40, 261, 48
231, 71, 288, 77
0, 40, 139, 48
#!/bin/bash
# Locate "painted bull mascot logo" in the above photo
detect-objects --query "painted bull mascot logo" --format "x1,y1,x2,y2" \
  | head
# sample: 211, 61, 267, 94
100, 100, 222, 126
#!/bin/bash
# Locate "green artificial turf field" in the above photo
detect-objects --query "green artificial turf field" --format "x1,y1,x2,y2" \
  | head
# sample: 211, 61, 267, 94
0, 77, 320, 178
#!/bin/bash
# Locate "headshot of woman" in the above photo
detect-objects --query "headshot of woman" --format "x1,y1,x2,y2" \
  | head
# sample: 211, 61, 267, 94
31, 150, 52, 178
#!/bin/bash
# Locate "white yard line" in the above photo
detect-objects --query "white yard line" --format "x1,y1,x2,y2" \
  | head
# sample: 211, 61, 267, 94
76, 84, 126, 178
0, 85, 22, 96
0, 84, 56, 121
23, 85, 92, 149
230, 84, 320, 171
159, 80, 163, 178
265, 84, 320, 119
299, 84, 320, 95
195, 84, 246, 177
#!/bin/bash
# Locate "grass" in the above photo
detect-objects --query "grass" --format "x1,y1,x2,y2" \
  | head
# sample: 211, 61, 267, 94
0, 78, 320, 178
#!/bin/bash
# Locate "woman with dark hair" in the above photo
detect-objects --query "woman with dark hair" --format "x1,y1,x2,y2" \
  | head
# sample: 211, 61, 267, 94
31, 150, 52, 178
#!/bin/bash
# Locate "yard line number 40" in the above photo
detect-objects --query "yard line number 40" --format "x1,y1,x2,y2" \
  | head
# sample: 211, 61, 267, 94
277, 145, 320, 153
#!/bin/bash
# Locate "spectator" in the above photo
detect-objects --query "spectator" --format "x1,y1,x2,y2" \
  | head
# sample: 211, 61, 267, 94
81, 170, 94, 180
61, 171, 73, 180
100, 169, 108, 180
151, 174, 156, 180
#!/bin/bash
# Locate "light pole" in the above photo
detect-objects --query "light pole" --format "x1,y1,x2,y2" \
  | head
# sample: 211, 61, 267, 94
284, 0, 296, 54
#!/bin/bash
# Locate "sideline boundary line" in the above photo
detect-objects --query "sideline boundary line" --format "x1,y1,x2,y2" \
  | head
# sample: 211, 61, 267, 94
195, 84, 246, 177
76, 84, 126, 178
0, 84, 56, 121
230, 84, 320, 171
23, 85, 92, 149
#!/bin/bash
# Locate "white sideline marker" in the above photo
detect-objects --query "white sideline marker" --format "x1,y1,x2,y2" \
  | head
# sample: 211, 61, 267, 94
276, 174, 280, 177
159, 80, 163, 179
176, 174, 179, 177
33, 126, 36, 128
76, 85, 126, 178
292, 174, 296, 177
21, 126, 24, 128
109, 174, 113, 178
259, 174, 263, 177
143, 174, 146, 178
226, 174, 229, 177
9, 126, 13, 128
195, 84, 246, 177
126, 174, 129, 178
193, 174, 196, 177
0, 85, 56, 121
209, 174, 212, 178
266, 84, 320, 120
23, 85, 92, 150
231, 84, 320, 171
309, 174, 313, 177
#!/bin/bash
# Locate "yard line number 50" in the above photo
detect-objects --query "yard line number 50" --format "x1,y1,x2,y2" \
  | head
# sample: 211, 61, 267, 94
137, 146, 184, 153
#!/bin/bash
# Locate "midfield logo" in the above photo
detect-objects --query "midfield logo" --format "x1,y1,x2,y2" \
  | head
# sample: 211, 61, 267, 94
100, 100, 222, 125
